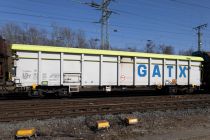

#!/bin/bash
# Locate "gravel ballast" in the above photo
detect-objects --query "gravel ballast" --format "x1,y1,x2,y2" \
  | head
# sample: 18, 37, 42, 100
1, 108, 210, 140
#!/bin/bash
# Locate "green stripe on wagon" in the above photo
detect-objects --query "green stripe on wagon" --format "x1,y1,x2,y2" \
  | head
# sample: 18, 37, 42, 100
11, 44, 204, 61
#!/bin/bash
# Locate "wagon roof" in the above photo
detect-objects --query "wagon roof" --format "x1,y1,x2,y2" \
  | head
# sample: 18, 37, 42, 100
11, 44, 203, 61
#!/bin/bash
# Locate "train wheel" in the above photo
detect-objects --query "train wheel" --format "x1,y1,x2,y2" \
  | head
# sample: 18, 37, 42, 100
186, 87, 194, 94
57, 88, 71, 98
28, 90, 44, 98
168, 86, 178, 95
38, 90, 45, 98
67, 92, 72, 98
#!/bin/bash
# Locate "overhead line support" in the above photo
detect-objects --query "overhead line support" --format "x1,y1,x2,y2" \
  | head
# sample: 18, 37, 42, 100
84, 0, 115, 50
193, 24, 208, 51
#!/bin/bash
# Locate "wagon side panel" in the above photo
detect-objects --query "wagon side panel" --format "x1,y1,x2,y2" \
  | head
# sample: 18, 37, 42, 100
177, 60, 189, 85
135, 58, 149, 86
150, 59, 163, 86
101, 56, 118, 85
190, 61, 201, 86
83, 55, 100, 85
15, 51, 38, 87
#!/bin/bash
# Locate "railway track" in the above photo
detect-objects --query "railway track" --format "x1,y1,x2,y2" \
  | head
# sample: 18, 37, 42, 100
1, 94, 210, 122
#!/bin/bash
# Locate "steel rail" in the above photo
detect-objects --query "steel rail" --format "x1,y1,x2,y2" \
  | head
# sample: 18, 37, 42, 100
1, 95, 210, 122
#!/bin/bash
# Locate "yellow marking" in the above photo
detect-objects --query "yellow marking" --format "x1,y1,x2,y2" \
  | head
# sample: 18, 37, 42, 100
172, 79, 177, 84
32, 84, 37, 90
16, 128, 36, 138
11, 44, 204, 61
125, 117, 139, 125
96, 120, 110, 129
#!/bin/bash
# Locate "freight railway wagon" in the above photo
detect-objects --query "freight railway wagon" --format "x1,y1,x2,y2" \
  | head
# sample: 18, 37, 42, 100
8, 44, 203, 96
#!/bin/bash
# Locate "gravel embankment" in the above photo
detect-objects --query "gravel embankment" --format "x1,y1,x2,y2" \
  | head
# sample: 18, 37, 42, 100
1, 108, 210, 140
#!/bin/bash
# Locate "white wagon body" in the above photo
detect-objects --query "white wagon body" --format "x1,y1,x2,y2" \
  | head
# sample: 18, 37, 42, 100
11, 44, 203, 93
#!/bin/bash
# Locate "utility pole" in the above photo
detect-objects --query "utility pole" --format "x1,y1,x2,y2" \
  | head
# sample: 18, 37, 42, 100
84, 0, 115, 50
193, 24, 208, 51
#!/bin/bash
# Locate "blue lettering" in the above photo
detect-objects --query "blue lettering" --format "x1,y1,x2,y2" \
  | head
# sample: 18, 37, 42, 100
179, 66, 187, 78
138, 65, 147, 77
153, 64, 161, 77
167, 65, 173, 77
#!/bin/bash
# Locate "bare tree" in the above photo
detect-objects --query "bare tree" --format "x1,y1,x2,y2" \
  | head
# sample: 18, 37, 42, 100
88, 38, 99, 49
144, 40, 156, 53
1, 23, 24, 44
51, 25, 75, 47
75, 30, 88, 48
0, 23, 91, 48
1, 23, 50, 45
25, 26, 48, 45
159, 44, 174, 54
61, 27, 75, 47
179, 48, 194, 56
124, 43, 139, 52
127, 47, 138, 52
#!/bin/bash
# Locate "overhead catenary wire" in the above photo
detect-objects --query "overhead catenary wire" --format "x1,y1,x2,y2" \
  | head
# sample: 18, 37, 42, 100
0, 20, 194, 45
111, 8, 192, 31
110, 0, 202, 28
1, 4, 193, 33
0, 0, 209, 51
0, 4, 96, 22
15, 0, 210, 32
0, 18, 194, 43
0, 10, 95, 24
0, 19, 100, 36
0, 8, 193, 36
169, 0, 210, 10
13, 0, 198, 32
71, 0, 195, 30
1, 10, 196, 39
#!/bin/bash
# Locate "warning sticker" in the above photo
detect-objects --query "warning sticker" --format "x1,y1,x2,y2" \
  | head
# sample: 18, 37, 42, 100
120, 75, 126, 81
